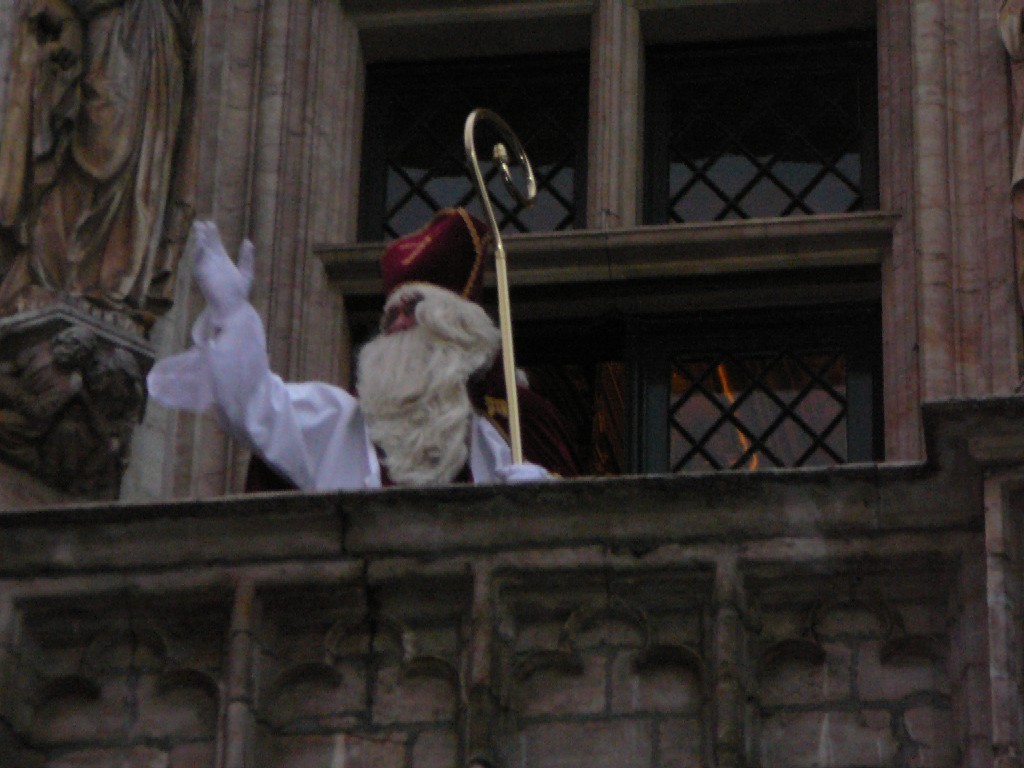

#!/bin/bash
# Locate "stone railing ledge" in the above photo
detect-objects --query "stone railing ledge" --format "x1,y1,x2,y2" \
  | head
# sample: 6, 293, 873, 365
8, 393, 1024, 576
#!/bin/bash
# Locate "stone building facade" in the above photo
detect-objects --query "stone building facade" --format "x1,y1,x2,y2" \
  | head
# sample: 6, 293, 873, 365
1, 1, 1024, 767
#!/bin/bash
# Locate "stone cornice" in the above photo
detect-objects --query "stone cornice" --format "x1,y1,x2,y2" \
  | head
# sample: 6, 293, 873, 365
6, 393, 1020, 577
315, 212, 896, 301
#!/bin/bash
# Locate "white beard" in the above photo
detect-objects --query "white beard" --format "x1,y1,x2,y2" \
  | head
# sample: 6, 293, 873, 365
356, 284, 500, 485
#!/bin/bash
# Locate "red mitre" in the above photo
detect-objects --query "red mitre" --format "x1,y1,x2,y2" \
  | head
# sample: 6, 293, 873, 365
380, 208, 491, 302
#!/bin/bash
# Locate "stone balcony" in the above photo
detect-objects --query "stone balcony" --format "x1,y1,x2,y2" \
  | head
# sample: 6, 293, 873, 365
1, 398, 1022, 768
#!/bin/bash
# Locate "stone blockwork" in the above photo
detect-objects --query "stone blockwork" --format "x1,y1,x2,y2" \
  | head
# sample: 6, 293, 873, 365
749, 562, 960, 768
1, 399, 1024, 767
1, 591, 227, 767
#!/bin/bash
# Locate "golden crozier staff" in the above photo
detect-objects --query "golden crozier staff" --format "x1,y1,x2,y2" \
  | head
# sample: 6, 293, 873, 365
463, 109, 537, 465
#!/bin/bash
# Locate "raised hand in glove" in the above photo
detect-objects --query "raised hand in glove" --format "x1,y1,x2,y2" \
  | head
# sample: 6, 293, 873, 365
147, 221, 263, 412
192, 220, 255, 323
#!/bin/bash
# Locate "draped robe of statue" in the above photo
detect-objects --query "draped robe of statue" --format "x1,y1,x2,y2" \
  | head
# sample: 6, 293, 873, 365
1000, 0, 1024, 315
0, 0, 193, 321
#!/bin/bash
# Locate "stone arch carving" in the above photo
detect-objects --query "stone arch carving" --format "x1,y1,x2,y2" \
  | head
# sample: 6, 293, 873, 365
498, 578, 710, 768
35, 674, 102, 706
635, 642, 706, 679
369, 613, 463, 689
324, 615, 371, 663
155, 667, 220, 700
559, 596, 651, 650
808, 590, 900, 642
758, 637, 827, 675
263, 661, 352, 730
147, 667, 219, 739
81, 625, 169, 673
17, 598, 226, 762
878, 634, 942, 663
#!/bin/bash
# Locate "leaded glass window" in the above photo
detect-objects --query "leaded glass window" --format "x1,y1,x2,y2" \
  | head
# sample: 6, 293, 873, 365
360, 55, 588, 240
513, 303, 880, 476
669, 351, 848, 471
645, 36, 878, 224
635, 308, 881, 473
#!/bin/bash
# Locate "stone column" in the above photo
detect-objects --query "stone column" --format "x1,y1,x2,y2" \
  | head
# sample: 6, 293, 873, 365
879, 0, 1021, 460
879, 0, 923, 460
0, 592, 15, 723
908, 0, 1020, 403
958, 539, 996, 768
910, 0, 957, 403
0, 596, 18, 765
163, 0, 268, 498
713, 557, 744, 768
587, 0, 643, 229
465, 563, 497, 766
218, 580, 258, 768
983, 475, 1024, 768
245, 0, 362, 486
944, 0, 1018, 396
0, 0, 15, 111
255, 0, 363, 388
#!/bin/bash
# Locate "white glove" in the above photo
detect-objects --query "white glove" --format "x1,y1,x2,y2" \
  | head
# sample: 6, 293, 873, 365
146, 221, 261, 412
494, 461, 554, 483
192, 220, 255, 321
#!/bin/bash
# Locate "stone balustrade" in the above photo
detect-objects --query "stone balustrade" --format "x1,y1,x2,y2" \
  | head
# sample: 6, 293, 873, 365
1, 398, 1022, 768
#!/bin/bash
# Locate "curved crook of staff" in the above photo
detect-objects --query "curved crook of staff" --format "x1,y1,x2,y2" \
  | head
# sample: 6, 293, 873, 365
464, 109, 536, 465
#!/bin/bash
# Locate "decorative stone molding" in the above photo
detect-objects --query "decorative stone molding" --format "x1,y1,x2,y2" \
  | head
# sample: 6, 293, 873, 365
0, 303, 149, 499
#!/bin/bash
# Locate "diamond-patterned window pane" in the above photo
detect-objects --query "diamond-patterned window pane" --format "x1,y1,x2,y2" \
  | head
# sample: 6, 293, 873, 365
648, 38, 877, 224
361, 56, 588, 241
668, 350, 848, 472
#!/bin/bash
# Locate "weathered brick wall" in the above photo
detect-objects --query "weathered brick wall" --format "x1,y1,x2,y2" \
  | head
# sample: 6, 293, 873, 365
1, 400, 1022, 768
750, 563, 963, 768
0, 557, 980, 768
498, 570, 710, 768
256, 579, 466, 768
2, 592, 228, 767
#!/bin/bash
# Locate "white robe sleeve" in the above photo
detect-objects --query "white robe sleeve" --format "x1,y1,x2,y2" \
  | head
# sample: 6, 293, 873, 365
147, 299, 553, 490
148, 303, 380, 491
470, 417, 553, 483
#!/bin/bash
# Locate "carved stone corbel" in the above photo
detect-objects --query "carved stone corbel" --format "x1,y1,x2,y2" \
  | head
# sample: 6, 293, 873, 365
0, 304, 150, 500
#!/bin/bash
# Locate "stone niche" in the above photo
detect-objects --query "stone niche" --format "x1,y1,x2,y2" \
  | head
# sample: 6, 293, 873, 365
496, 568, 713, 768
255, 576, 471, 768
1, 590, 228, 768
0, 303, 151, 504
745, 557, 962, 768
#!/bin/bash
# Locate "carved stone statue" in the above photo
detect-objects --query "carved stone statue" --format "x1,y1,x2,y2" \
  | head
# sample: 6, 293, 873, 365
0, 0, 198, 330
1001, 0, 1024, 219
1000, 0, 1024, 324
0, 325, 97, 472
41, 344, 145, 494
0, 321, 146, 496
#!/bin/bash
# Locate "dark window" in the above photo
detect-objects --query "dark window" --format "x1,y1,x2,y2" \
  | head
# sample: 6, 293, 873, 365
359, 54, 589, 241
669, 351, 850, 471
645, 35, 878, 224
516, 305, 881, 476
514, 318, 630, 477
632, 307, 882, 473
